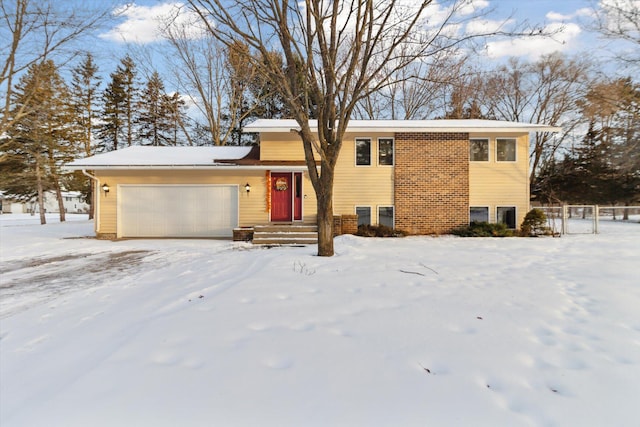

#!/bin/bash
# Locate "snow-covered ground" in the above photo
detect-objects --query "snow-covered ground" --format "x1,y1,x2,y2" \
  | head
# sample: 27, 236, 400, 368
1, 214, 639, 426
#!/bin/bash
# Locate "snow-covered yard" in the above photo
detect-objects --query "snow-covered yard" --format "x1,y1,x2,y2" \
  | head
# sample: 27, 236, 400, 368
1, 214, 639, 426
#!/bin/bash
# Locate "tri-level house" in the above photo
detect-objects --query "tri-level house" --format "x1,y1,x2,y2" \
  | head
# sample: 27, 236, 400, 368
65, 119, 560, 240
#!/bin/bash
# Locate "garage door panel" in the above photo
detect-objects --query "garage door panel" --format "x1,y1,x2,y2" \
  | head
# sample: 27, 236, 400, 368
119, 185, 238, 237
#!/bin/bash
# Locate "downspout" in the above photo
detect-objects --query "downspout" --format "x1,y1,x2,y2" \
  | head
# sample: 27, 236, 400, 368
82, 169, 100, 233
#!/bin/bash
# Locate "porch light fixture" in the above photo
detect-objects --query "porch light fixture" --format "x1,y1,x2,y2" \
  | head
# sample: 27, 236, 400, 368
244, 182, 251, 194
102, 183, 110, 196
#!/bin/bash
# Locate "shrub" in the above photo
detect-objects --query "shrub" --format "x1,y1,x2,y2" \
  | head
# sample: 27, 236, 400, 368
520, 208, 552, 236
356, 224, 408, 237
451, 221, 514, 237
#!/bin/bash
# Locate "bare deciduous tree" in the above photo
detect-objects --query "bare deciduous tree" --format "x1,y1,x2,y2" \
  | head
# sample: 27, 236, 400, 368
160, 10, 260, 145
0, 0, 111, 135
355, 51, 467, 120
591, 0, 640, 66
188, 0, 540, 256
481, 53, 592, 191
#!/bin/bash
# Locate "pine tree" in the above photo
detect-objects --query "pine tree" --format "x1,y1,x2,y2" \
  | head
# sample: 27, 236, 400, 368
99, 71, 126, 151
138, 72, 170, 146
98, 55, 138, 151
70, 53, 101, 219
162, 92, 189, 146
0, 60, 79, 224
120, 55, 138, 147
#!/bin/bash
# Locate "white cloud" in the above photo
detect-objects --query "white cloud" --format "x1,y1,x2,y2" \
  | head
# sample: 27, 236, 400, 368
100, 2, 206, 44
546, 6, 597, 21
466, 18, 515, 35
485, 22, 582, 60
546, 11, 572, 21
458, 0, 490, 16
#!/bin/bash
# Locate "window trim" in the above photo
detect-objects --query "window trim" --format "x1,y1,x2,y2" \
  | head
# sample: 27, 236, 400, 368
496, 206, 517, 229
377, 205, 395, 228
355, 137, 372, 167
496, 138, 517, 162
470, 138, 490, 162
355, 205, 372, 226
377, 137, 394, 166
469, 206, 490, 224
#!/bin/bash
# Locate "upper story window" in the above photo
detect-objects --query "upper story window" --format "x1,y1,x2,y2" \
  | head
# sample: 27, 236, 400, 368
378, 138, 394, 166
470, 139, 489, 162
496, 138, 516, 162
355, 138, 371, 166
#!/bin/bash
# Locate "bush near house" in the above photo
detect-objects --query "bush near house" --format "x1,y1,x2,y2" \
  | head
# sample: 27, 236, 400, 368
451, 221, 514, 237
356, 224, 408, 237
520, 208, 553, 237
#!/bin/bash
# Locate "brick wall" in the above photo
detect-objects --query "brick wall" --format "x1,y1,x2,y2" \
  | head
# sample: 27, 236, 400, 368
395, 132, 469, 234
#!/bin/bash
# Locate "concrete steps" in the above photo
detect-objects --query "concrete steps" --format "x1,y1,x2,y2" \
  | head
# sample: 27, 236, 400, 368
252, 224, 318, 245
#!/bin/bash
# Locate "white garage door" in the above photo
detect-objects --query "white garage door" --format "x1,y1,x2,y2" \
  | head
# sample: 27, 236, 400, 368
119, 185, 238, 238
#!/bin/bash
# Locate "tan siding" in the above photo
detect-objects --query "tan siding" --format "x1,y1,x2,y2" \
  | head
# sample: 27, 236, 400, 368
260, 133, 310, 161
469, 133, 530, 226
261, 131, 394, 224
95, 170, 271, 235
333, 133, 395, 223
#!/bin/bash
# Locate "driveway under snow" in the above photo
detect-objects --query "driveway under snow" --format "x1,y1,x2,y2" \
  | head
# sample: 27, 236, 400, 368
1, 214, 639, 426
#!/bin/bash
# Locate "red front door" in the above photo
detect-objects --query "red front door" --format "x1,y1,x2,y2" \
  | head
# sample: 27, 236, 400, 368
271, 172, 293, 221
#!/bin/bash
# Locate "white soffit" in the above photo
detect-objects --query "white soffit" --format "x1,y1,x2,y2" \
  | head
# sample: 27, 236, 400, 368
243, 119, 562, 134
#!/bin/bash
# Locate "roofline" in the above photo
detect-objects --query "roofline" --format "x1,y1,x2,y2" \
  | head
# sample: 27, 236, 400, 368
63, 165, 310, 171
243, 119, 562, 134
245, 125, 562, 133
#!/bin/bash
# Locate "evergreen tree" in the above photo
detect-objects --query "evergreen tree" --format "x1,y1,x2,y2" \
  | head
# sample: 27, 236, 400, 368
98, 55, 138, 151
119, 55, 138, 147
70, 53, 101, 219
0, 60, 79, 224
99, 70, 126, 151
162, 92, 189, 146
138, 72, 171, 146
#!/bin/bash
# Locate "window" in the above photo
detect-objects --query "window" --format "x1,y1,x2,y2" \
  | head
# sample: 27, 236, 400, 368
470, 139, 489, 162
378, 138, 394, 166
378, 206, 394, 227
470, 207, 489, 223
356, 206, 371, 226
497, 206, 516, 229
496, 138, 516, 162
355, 138, 371, 166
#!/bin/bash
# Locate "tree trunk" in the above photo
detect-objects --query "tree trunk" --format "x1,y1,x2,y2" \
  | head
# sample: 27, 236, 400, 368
313, 160, 336, 257
316, 189, 334, 257
54, 181, 66, 222
36, 162, 46, 225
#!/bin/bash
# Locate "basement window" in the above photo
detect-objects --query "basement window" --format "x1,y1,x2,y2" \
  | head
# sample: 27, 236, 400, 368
355, 138, 372, 166
356, 206, 371, 226
470, 207, 489, 223
378, 206, 394, 227
497, 206, 516, 229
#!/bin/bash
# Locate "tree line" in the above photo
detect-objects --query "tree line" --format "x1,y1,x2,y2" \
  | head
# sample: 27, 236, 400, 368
1, 0, 638, 248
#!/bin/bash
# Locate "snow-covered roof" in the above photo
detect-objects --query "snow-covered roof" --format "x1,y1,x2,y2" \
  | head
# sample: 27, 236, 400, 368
243, 119, 562, 133
65, 146, 253, 170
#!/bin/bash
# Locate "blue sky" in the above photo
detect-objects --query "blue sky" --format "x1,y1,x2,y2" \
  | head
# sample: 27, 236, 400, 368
64, 0, 637, 92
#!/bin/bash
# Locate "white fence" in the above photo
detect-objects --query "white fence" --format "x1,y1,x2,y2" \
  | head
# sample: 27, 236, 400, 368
539, 205, 640, 235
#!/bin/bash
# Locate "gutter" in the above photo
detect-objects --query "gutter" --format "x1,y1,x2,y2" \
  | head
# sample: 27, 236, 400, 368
67, 165, 311, 171
81, 169, 100, 233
